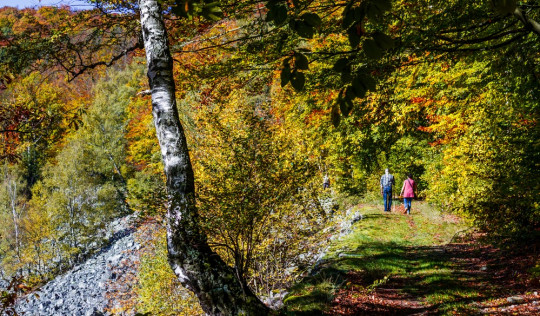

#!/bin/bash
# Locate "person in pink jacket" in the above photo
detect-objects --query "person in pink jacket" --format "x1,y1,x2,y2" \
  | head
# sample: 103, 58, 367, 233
400, 173, 417, 215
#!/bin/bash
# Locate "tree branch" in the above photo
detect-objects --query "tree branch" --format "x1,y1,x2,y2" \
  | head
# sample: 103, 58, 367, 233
436, 27, 526, 45
513, 7, 540, 37
66, 40, 144, 82
427, 32, 527, 52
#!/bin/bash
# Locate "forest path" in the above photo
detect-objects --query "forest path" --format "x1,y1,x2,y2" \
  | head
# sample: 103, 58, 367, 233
284, 202, 540, 315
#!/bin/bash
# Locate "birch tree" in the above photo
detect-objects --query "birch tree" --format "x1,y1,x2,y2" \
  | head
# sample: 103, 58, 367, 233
137, 0, 269, 314
0, 165, 26, 265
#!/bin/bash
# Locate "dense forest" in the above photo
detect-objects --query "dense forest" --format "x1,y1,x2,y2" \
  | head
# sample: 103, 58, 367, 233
0, 0, 539, 315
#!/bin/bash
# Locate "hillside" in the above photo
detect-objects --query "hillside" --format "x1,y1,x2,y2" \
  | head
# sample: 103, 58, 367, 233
13, 217, 139, 316
6, 201, 538, 315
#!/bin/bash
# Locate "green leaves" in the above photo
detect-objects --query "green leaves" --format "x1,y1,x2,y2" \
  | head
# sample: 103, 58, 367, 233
281, 52, 309, 91
357, 73, 376, 91
362, 32, 395, 59
290, 71, 306, 91
290, 19, 315, 38
267, 1, 322, 39
363, 39, 382, 59
331, 103, 341, 127
329, 68, 378, 126
342, 0, 392, 28
373, 0, 392, 12
201, 2, 223, 21
342, 0, 393, 49
333, 58, 349, 73
281, 63, 291, 87
294, 52, 309, 70
373, 31, 394, 50
351, 77, 367, 98
342, 2, 365, 29
347, 25, 362, 48
172, 0, 223, 21
269, 0, 394, 125
266, 1, 288, 25
340, 89, 354, 116
301, 13, 322, 28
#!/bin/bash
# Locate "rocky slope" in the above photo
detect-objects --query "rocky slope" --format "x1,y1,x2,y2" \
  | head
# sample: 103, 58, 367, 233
15, 218, 139, 316
10, 198, 363, 315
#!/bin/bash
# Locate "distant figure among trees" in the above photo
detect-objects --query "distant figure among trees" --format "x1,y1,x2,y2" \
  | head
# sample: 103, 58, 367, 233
380, 169, 395, 212
323, 174, 330, 189
400, 173, 417, 215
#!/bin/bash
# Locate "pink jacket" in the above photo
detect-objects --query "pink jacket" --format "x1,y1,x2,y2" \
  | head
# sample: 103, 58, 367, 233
402, 179, 416, 198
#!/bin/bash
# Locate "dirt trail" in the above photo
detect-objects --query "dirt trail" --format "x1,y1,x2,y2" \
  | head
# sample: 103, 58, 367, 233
327, 235, 540, 315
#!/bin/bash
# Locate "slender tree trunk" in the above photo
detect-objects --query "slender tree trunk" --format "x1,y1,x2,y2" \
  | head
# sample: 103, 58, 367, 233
137, 1, 269, 314
7, 179, 21, 261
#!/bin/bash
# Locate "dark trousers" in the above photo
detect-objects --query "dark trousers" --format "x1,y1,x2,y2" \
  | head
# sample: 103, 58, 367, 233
383, 186, 392, 212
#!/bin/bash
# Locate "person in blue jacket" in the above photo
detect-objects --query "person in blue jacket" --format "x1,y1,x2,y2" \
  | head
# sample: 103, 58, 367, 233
380, 168, 395, 212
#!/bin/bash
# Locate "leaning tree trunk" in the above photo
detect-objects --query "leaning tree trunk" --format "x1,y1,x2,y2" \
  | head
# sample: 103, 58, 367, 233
137, 1, 269, 315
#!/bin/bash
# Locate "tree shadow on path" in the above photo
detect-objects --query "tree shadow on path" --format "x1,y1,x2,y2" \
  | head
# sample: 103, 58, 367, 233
285, 236, 539, 315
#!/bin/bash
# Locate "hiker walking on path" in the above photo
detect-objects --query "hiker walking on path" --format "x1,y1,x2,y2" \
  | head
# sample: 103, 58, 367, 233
380, 169, 395, 212
400, 173, 417, 215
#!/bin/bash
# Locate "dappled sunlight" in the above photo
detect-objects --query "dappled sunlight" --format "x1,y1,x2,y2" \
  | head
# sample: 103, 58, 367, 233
285, 203, 539, 315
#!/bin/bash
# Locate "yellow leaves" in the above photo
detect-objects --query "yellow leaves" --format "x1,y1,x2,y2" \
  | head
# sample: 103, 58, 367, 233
135, 222, 203, 315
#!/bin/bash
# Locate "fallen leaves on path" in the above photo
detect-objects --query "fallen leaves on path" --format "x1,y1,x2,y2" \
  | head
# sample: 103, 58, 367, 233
326, 234, 540, 315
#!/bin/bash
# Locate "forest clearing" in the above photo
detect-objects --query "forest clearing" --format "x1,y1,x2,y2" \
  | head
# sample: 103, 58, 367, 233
1, 0, 539, 315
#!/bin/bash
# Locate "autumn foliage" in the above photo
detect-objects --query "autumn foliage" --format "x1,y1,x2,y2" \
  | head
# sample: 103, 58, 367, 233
0, 0, 539, 314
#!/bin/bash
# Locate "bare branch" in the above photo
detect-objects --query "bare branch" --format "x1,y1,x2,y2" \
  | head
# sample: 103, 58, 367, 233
436, 27, 526, 45
427, 32, 527, 52
66, 41, 144, 82
136, 89, 151, 96
513, 7, 540, 37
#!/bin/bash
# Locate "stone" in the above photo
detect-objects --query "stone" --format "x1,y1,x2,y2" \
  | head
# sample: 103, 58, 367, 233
38, 301, 49, 310
15, 230, 138, 315
85, 307, 99, 316
338, 253, 362, 258
351, 212, 363, 223
506, 296, 524, 304
107, 254, 122, 264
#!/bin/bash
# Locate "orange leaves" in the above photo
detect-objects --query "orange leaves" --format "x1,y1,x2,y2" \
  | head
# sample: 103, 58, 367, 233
126, 96, 160, 173
0, 72, 71, 161
2, 6, 73, 38
410, 96, 426, 104
409, 96, 433, 107
304, 108, 331, 125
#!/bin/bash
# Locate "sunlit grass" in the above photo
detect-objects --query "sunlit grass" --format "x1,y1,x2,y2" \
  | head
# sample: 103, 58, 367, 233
284, 201, 473, 314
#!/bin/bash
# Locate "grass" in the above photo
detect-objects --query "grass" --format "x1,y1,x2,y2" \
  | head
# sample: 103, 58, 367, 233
283, 201, 480, 315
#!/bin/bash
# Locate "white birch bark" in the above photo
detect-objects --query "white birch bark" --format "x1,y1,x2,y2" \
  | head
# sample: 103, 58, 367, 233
7, 178, 21, 260
137, 1, 269, 314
